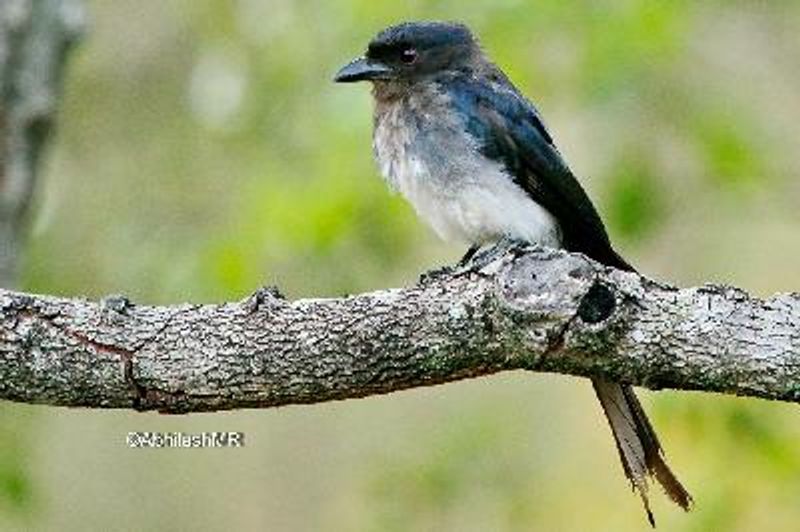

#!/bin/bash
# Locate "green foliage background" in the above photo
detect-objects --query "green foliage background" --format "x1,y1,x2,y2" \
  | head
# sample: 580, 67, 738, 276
2, 0, 800, 529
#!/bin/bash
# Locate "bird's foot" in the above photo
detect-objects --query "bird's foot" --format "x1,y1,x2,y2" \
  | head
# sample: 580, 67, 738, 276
458, 245, 481, 267
418, 264, 456, 285
454, 237, 534, 276
420, 238, 535, 284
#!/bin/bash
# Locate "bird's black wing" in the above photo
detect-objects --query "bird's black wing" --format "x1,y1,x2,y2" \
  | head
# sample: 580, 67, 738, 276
443, 74, 632, 271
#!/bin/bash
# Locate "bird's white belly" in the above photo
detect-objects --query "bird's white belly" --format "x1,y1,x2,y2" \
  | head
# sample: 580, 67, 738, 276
372, 89, 561, 248
390, 153, 561, 247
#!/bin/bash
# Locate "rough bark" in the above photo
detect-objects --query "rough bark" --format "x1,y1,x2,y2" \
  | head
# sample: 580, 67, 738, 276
0, 0, 84, 287
0, 245, 797, 414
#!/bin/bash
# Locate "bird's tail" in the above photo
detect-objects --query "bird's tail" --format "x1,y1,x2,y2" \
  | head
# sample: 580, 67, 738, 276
592, 378, 692, 526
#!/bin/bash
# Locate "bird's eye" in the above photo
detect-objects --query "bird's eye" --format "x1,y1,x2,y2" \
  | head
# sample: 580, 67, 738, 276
400, 47, 418, 64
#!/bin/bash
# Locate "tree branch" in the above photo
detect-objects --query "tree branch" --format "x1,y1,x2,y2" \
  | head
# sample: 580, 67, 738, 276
0, 245, 797, 413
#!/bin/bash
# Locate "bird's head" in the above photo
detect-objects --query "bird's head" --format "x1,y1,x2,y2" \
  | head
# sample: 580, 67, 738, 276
334, 21, 479, 85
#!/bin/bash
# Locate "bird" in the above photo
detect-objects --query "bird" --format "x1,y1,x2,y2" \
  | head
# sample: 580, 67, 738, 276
334, 21, 692, 525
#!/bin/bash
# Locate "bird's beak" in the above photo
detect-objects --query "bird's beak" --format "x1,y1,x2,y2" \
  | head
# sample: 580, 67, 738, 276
334, 56, 392, 83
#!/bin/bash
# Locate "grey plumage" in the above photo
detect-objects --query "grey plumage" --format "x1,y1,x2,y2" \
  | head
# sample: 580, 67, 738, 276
371, 80, 561, 248
335, 21, 691, 524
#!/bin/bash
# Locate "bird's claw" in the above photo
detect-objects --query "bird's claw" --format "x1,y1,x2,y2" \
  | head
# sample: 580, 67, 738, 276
455, 237, 535, 276
420, 238, 536, 283
418, 264, 456, 284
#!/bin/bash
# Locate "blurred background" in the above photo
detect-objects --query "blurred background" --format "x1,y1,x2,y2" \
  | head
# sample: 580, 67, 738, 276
2, 0, 800, 530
